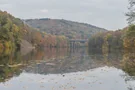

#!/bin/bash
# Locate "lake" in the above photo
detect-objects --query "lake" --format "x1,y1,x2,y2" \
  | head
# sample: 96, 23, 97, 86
0, 48, 135, 90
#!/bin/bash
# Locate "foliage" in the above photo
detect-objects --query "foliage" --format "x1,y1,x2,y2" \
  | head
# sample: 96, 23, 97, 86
88, 30, 124, 53
121, 52, 135, 76
0, 10, 69, 50
123, 25, 135, 50
0, 11, 22, 49
31, 30, 69, 48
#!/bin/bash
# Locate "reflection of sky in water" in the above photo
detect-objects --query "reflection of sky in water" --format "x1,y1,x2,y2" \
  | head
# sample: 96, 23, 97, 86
0, 66, 134, 90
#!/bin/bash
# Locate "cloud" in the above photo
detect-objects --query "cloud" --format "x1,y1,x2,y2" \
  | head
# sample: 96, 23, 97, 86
0, 0, 128, 30
40, 9, 49, 13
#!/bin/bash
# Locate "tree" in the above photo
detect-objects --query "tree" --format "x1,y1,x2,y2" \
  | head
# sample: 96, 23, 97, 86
123, 25, 135, 50
126, 0, 135, 24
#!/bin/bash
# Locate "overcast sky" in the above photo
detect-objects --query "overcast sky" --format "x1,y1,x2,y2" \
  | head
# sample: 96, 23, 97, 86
0, 0, 128, 30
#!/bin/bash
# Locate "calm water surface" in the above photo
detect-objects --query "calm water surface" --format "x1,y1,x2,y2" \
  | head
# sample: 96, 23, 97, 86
0, 48, 135, 90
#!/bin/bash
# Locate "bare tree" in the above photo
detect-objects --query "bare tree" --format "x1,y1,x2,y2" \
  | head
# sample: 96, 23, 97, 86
126, 0, 135, 24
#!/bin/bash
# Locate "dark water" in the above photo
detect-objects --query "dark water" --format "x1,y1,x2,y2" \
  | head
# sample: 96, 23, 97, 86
0, 48, 135, 90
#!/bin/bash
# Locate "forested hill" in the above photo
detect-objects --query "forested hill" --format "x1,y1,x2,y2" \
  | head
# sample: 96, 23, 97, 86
24, 18, 107, 39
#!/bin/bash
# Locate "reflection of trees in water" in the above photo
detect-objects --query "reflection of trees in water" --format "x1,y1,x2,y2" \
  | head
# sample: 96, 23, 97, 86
23, 48, 126, 74
121, 52, 135, 76
25, 48, 118, 74
88, 49, 123, 68
0, 48, 71, 80
24, 48, 93, 74
23, 48, 69, 61
0, 48, 68, 82
89, 48, 135, 76
0, 48, 97, 79
1, 47, 135, 90
121, 51, 135, 90
69, 48, 87, 64
89, 49, 135, 90
0, 49, 23, 82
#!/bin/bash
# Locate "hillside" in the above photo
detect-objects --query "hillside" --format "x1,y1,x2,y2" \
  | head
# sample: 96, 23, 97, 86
24, 18, 107, 39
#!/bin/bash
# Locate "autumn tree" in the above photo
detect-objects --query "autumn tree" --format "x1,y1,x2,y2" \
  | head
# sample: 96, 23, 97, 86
123, 25, 135, 50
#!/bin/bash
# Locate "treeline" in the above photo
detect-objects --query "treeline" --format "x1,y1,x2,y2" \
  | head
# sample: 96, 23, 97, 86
0, 10, 69, 50
30, 31, 68, 48
0, 11, 22, 49
88, 25, 135, 52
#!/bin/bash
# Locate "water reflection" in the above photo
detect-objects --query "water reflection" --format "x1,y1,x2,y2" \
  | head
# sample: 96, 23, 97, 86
0, 49, 23, 82
121, 52, 135, 76
24, 48, 95, 74
0, 48, 135, 90
24, 48, 123, 74
88, 49, 124, 68
0, 67, 135, 90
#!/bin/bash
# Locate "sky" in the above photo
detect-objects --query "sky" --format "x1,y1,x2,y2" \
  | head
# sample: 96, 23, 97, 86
0, 0, 128, 30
